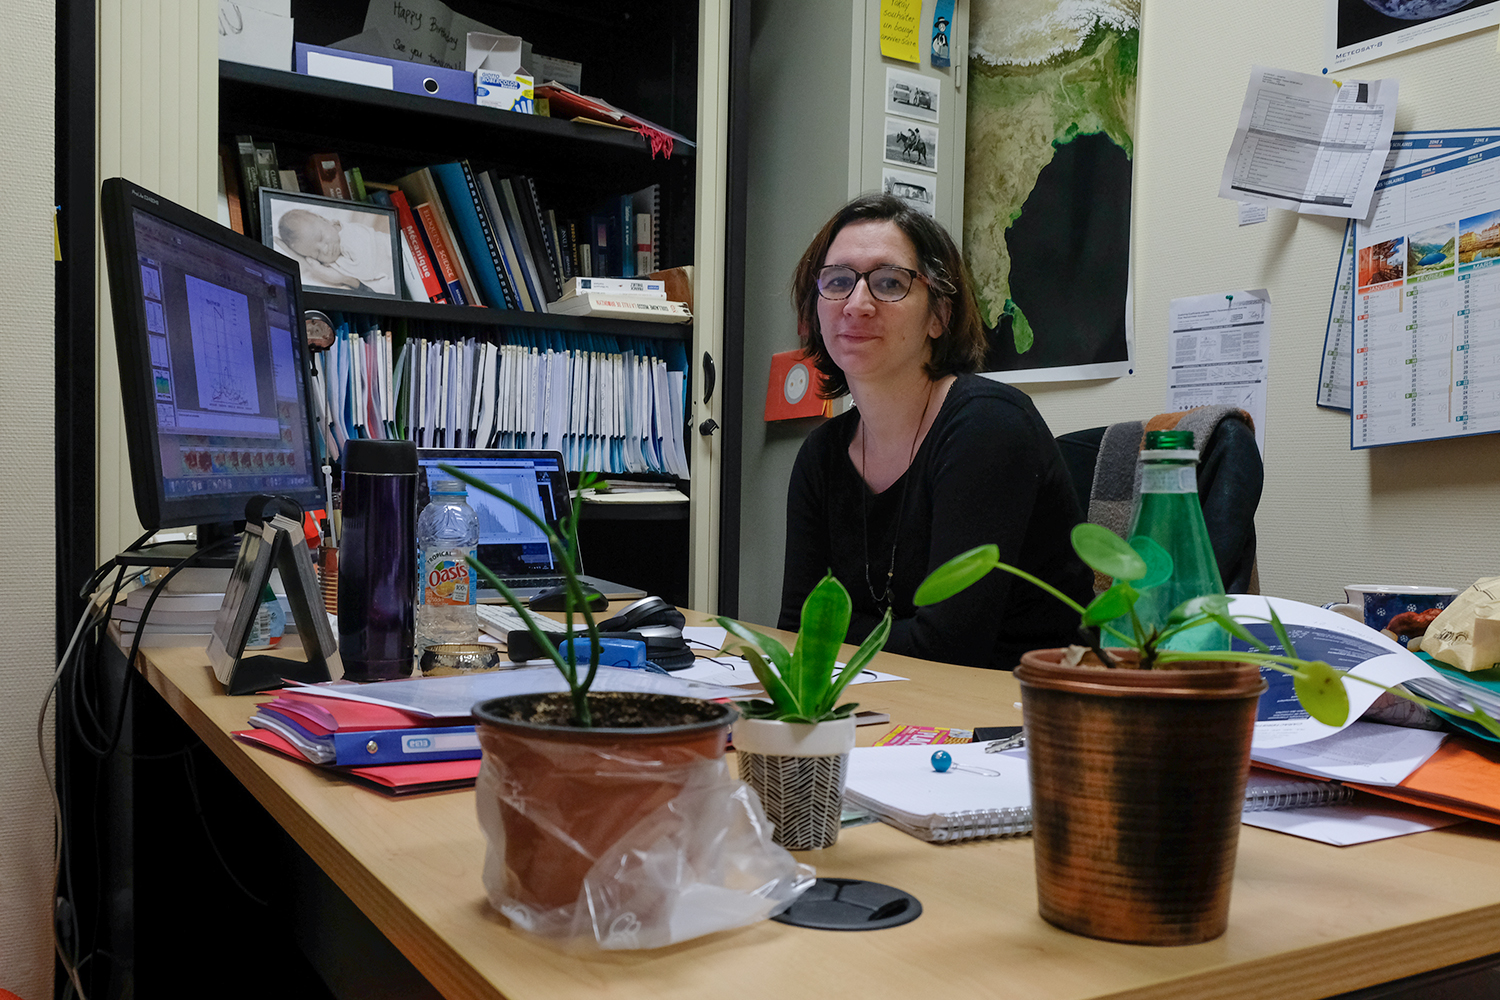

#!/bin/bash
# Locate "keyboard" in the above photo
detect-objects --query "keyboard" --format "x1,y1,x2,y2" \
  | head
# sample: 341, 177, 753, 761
477, 603, 568, 640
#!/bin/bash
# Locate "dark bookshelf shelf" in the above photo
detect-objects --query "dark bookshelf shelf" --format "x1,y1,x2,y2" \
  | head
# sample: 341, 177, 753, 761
302, 292, 692, 341
579, 502, 690, 522
219, 62, 694, 162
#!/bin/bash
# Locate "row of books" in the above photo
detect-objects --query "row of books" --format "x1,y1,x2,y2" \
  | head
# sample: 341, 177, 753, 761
308, 314, 691, 479
216, 138, 665, 309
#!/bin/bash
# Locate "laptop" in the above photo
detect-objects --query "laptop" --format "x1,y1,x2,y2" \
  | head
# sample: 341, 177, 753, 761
415, 449, 647, 601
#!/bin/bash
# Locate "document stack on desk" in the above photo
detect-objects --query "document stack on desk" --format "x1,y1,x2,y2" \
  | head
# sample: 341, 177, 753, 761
235, 689, 481, 795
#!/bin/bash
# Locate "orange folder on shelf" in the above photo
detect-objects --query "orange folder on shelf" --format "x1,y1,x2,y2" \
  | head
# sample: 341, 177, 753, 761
765, 350, 830, 421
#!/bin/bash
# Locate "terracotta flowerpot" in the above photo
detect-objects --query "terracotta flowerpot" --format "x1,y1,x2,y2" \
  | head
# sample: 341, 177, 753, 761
1014, 648, 1266, 946
471, 691, 737, 916
734, 716, 857, 850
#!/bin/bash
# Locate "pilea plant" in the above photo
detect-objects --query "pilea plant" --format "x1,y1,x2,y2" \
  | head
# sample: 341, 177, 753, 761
916, 522, 1500, 738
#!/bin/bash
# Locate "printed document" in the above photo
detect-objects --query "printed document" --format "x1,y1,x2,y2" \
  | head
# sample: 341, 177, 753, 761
1219, 67, 1397, 219
1165, 290, 1269, 455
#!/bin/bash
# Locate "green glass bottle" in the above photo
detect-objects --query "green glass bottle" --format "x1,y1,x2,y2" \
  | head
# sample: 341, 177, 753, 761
1104, 430, 1228, 652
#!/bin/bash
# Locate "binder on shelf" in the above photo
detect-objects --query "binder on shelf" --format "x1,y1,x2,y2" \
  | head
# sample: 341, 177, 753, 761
494, 176, 549, 308
513, 175, 562, 301
430, 161, 516, 311
295, 43, 476, 105
474, 171, 536, 311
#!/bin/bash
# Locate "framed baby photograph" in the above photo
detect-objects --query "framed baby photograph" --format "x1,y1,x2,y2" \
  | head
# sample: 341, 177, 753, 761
259, 189, 402, 299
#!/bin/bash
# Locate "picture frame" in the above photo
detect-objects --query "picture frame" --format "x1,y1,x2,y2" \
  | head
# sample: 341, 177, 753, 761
259, 188, 402, 299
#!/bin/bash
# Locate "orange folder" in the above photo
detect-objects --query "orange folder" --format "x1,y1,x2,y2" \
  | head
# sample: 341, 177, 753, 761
765, 350, 830, 421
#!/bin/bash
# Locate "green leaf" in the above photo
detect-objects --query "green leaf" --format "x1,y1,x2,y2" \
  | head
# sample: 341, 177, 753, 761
1206, 612, 1268, 651
819, 610, 889, 716
1170, 594, 1230, 622
1071, 523, 1146, 581
1081, 584, 1138, 627
1128, 535, 1174, 589
1269, 605, 1299, 660
914, 545, 998, 605
735, 699, 780, 719
739, 646, 802, 716
714, 616, 792, 674
829, 702, 860, 719
1468, 703, 1500, 739
1293, 661, 1350, 727
789, 575, 852, 709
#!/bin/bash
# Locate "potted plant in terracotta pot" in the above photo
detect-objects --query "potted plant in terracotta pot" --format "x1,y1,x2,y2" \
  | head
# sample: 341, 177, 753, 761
715, 574, 891, 850
916, 523, 1500, 947
441, 465, 806, 950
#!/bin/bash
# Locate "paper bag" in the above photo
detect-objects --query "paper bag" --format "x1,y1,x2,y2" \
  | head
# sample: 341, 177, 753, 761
1421, 577, 1500, 672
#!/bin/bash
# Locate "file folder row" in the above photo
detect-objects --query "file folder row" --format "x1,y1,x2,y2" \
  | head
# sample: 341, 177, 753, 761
307, 315, 691, 478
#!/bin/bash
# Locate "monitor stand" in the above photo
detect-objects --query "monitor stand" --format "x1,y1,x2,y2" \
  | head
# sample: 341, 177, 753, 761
114, 522, 241, 570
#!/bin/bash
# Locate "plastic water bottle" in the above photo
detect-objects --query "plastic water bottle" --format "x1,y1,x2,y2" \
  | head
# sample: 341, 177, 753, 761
1105, 430, 1228, 652
416, 480, 480, 656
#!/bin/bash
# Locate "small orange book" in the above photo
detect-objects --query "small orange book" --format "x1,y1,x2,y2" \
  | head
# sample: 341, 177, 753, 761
765, 350, 830, 421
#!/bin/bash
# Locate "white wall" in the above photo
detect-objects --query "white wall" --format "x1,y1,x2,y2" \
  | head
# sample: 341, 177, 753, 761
1021, 1, 1500, 607
0, 5, 57, 996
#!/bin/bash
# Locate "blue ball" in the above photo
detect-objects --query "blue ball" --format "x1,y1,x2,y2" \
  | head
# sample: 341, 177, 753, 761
931, 750, 952, 772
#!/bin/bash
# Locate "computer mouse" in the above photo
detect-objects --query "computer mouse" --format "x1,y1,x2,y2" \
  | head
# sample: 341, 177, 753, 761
529, 583, 609, 612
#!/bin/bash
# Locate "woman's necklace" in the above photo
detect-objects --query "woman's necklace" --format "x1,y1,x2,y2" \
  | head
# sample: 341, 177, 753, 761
861, 379, 936, 613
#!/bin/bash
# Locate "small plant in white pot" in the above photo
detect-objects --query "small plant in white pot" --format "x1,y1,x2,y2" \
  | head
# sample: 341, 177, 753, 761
716, 574, 890, 850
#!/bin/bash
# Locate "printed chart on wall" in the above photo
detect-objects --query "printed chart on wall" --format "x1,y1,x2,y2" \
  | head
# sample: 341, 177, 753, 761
1317, 130, 1500, 411
1325, 0, 1500, 73
1166, 291, 1269, 456
1352, 129, 1500, 448
963, 0, 1137, 382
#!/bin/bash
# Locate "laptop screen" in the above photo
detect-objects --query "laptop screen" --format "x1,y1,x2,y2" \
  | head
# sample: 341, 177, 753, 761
415, 450, 577, 580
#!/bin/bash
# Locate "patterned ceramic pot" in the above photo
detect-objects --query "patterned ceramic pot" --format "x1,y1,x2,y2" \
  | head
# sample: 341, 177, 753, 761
734, 716, 857, 850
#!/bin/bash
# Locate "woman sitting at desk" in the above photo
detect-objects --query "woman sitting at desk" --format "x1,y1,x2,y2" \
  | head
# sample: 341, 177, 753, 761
777, 194, 1092, 670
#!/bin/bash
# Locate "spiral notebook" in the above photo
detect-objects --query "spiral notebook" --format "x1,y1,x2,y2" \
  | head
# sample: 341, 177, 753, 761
844, 745, 1357, 844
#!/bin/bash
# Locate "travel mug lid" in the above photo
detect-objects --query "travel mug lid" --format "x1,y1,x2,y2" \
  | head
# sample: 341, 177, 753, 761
343, 439, 417, 474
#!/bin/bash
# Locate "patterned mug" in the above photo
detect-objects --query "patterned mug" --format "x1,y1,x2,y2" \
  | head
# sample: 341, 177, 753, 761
1327, 585, 1459, 648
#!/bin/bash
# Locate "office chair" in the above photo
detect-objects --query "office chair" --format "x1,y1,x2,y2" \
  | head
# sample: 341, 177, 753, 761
1055, 406, 1262, 594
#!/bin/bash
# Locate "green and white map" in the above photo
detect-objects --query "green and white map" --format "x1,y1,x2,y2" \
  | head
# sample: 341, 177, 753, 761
964, 0, 1138, 372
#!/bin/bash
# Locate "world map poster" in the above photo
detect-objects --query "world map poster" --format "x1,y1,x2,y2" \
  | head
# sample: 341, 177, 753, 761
963, 0, 1137, 379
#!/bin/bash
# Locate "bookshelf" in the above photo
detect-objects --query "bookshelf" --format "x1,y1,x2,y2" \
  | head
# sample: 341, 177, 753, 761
210, 1, 723, 607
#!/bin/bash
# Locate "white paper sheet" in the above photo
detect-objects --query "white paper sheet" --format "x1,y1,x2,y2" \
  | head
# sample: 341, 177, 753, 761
1251, 721, 1447, 787
1219, 67, 1396, 219
1243, 799, 1464, 846
1165, 290, 1269, 455
286, 666, 747, 717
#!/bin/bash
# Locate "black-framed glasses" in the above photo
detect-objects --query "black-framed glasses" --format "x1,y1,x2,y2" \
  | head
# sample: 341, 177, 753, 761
815, 264, 924, 302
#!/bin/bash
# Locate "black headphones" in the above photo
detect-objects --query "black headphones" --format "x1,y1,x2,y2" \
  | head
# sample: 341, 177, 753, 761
598, 597, 692, 670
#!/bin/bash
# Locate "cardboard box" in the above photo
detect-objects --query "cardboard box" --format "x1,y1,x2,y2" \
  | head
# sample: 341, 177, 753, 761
475, 69, 534, 112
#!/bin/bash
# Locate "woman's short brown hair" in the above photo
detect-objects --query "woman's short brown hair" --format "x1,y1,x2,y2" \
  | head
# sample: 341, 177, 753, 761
791, 193, 987, 398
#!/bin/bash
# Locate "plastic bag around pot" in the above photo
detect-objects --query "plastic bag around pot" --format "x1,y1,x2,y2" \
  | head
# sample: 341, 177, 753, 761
473, 693, 814, 950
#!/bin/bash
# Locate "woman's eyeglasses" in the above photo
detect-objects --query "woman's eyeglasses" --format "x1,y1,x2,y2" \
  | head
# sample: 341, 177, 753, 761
815, 264, 924, 302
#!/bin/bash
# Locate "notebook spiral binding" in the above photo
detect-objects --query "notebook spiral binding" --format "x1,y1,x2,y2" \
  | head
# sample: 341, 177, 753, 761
1242, 782, 1355, 813
885, 807, 1033, 844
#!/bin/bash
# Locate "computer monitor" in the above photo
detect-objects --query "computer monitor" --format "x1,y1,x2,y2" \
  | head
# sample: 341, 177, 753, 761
100, 177, 325, 557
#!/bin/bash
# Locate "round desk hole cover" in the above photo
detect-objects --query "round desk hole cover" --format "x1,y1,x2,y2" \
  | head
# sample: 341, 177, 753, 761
772, 878, 922, 930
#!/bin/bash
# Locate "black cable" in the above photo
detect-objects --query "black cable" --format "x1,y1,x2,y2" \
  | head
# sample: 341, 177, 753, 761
182, 749, 269, 908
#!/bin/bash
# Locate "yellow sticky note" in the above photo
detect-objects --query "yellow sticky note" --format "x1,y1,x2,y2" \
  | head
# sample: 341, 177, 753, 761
880, 0, 921, 64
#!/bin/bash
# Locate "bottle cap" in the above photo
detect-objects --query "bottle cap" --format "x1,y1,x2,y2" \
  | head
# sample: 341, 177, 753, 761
431, 479, 467, 496
1144, 430, 1194, 450
344, 439, 417, 475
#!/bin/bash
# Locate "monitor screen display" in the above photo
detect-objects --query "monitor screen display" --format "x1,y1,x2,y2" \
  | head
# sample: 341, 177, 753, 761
102, 178, 324, 532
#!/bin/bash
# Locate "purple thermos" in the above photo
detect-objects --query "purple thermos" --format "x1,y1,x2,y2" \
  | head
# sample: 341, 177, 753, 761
339, 439, 417, 680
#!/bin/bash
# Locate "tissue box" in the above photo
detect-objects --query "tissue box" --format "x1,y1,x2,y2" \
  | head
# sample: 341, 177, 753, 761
475, 70, 534, 113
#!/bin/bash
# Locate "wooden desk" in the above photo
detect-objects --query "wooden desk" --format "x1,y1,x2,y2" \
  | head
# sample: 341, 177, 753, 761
131, 620, 1500, 1000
